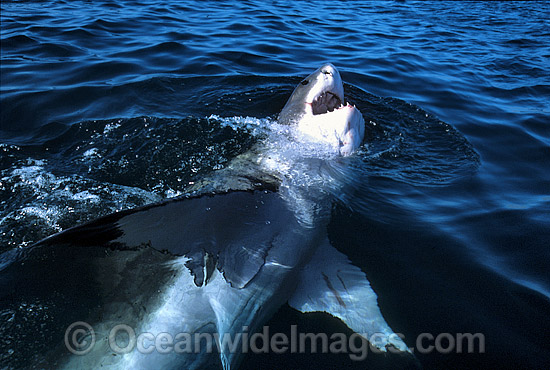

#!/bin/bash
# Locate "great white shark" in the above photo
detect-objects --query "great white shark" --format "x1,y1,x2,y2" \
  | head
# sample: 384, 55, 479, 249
0, 64, 411, 369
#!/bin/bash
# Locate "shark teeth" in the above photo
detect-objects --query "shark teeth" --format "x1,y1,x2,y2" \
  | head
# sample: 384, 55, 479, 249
336, 102, 354, 109
311, 92, 357, 115
311, 91, 343, 115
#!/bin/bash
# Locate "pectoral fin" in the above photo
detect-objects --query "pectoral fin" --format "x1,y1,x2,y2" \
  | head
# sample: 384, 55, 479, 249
288, 239, 410, 353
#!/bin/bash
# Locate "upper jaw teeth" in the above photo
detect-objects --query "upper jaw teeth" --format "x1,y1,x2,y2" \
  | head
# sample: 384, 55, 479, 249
311, 91, 344, 115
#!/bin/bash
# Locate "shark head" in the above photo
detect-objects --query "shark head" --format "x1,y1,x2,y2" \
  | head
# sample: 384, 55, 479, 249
279, 64, 365, 156
278, 63, 345, 125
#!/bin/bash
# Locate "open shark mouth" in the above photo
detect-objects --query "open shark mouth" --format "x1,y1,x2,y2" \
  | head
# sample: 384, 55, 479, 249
311, 90, 343, 115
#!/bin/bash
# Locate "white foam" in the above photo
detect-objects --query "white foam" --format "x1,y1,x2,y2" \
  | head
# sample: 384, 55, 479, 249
1, 158, 163, 248
19, 206, 62, 228
83, 148, 100, 158
208, 114, 272, 137
103, 121, 122, 134
72, 190, 100, 202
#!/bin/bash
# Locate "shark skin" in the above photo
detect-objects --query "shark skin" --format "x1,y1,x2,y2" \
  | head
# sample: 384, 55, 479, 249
0, 64, 413, 370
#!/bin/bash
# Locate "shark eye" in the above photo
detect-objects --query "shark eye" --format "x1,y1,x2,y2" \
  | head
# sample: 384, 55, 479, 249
300, 79, 309, 85
322, 70, 332, 75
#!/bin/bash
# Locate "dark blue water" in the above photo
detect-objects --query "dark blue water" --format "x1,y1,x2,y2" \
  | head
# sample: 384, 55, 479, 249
1, 1, 549, 369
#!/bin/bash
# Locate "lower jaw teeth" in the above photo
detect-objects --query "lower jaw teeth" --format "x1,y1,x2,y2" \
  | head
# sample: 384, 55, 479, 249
312, 93, 347, 114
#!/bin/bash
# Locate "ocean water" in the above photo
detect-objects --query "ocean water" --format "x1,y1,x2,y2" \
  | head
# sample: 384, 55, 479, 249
1, 1, 549, 369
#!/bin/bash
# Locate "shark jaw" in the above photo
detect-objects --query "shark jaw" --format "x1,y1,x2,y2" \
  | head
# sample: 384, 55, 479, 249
277, 64, 365, 156
278, 63, 346, 126
298, 101, 366, 156
280, 64, 365, 156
